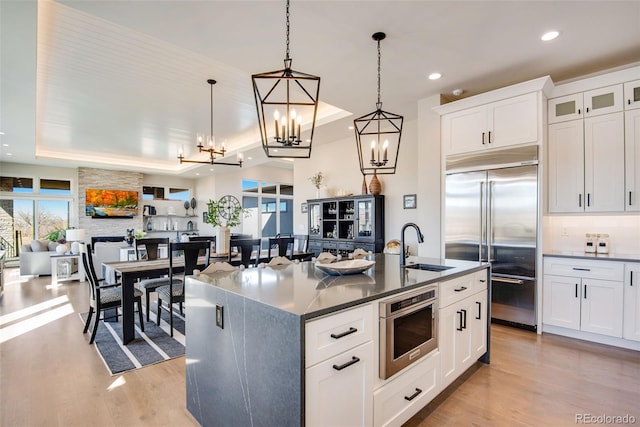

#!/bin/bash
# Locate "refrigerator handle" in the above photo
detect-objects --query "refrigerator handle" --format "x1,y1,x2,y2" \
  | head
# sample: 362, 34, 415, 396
479, 182, 484, 262
487, 181, 494, 262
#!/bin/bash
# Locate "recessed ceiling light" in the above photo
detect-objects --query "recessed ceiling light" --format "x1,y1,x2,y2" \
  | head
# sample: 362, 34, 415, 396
273, 149, 279, 152
247, 157, 253, 160
195, 173, 200, 176
210, 168, 214, 171
6, 152, 12, 156
348, 125, 354, 130
541, 31, 559, 41
2, 143, 8, 147
428, 72, 442, 80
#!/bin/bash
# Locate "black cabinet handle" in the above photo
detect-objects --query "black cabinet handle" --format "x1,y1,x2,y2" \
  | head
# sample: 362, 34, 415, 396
457, 311, 463, 331
481, 132, 485, 145
454, 286, 468, 292
579, 194, 582, 207
587, 193, 591, 207
404, 388, 423, 402
330, 327, 357, 339
630, 191, 633, 206
578, 108, 581, 114
476, 301, 482, 320
488, 131, 492, 144
584, 284, 587, 299
631, 271, 634, 287
586, 107, 590, 113
333, 356, 360, 371
629, 99, 632, 105
573, 267, 591, 271
462, 309, 467, 329
575, 283, 579, 298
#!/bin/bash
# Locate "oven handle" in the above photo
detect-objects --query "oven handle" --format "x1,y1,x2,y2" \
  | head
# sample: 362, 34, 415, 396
383, 298, 437, 320
492, 276, 525, 285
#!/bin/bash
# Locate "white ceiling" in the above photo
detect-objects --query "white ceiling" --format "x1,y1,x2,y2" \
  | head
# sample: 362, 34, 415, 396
2, 0, 640, 178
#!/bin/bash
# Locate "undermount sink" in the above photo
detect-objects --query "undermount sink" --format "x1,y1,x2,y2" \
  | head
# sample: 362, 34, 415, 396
403, 263, 454, 272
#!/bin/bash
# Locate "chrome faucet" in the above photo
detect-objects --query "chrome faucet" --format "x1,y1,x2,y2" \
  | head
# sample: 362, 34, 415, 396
400, 223, 424, 267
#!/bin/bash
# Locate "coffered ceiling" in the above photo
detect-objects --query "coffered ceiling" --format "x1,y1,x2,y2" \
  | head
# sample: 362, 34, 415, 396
1, 0, 639, 177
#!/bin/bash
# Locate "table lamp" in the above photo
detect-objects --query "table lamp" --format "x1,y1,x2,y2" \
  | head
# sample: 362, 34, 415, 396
66, 229, 86, 254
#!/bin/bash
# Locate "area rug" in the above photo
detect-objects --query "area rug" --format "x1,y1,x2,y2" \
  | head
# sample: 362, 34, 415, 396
79, 303, 185, 376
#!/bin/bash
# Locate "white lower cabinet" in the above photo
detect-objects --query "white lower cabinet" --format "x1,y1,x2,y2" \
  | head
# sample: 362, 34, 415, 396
543, 257, 624, 338
624, 263, 640, 342
373, 351, 440, 427
306, 341, 374, 427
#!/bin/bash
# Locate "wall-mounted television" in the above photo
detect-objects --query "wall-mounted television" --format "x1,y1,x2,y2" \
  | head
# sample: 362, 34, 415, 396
85, 189, 139, 218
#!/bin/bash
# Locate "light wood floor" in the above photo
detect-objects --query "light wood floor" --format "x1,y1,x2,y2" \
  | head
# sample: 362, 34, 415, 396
1, 268, 639, 426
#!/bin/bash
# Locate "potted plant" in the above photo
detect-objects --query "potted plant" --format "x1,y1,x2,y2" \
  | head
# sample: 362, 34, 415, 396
46, 229, 68, 254
204, 196, 249, 254
309, 171, 324, 198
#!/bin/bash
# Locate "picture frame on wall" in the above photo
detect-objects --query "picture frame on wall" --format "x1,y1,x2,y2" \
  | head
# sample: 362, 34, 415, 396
403, 194, 417, 209
301, 202, 308, 213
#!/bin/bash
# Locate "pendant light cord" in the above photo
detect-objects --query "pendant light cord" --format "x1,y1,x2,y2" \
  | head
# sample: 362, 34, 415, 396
285, 0, 291, 61
376, 37, 382, 110
210, 81, 214, 137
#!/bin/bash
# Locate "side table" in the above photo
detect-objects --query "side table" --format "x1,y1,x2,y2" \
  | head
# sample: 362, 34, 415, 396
51, 254, 85, 284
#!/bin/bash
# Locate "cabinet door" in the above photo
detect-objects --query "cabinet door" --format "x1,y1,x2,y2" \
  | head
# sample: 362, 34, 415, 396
583, 84, 623, 117
441, 105, 488, 155
581, 278, 624, 337
548, 93, 584, 124
469, 291, 488, 360
624, 80, 640, 110
623, 263, 640, 342
306, 341, 374, 427
547, 121, 584, 213
489, 92, 539, 149
356, 198, 375, 242
309, 203, 322, 238
438, 301, 471, 389
584, 112, 625, 212
625, 109, 640, 211
542, 274, 581, 330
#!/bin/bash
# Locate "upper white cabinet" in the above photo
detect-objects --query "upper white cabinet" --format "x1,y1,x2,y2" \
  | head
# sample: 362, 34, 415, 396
624, 80, 640, 110
548, 84, 623, 124
441, 92, 539, 155
625, 109, 640, 211
548, 112, 625, 212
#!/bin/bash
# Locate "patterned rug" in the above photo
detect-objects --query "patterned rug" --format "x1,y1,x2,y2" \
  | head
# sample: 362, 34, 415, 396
79, 303, 185, 375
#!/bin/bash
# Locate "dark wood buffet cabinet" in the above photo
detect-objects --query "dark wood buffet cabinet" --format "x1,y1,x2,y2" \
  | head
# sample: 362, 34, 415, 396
307, 195, 384, 256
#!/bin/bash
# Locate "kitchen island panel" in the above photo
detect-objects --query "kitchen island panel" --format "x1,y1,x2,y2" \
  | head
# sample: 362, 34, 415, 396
186, 278, 303, 426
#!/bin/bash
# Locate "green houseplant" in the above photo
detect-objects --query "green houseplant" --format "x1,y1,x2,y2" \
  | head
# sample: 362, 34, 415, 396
204, 196, 249, 254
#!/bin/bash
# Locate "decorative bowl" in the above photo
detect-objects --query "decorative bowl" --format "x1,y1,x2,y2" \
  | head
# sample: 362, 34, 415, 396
315, 259, 375, 276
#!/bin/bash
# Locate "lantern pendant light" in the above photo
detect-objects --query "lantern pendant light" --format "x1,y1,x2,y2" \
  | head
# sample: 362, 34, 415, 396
354, 32, 403, 175
252, 0, 320, 159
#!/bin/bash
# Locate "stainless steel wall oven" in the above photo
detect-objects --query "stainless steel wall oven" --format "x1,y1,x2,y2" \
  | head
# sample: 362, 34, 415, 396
379, 285, 438, 379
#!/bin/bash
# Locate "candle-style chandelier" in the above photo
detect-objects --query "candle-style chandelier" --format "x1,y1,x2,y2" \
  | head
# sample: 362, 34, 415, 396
178, 79, 243, 167
252, 0, 320, 159
354, 32, 403, 175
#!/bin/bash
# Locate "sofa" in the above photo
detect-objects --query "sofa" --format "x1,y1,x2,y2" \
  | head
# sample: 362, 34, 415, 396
19, 240, 59, 276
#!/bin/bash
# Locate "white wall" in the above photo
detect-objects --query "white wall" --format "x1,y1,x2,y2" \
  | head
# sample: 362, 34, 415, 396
292, 116, 442, 257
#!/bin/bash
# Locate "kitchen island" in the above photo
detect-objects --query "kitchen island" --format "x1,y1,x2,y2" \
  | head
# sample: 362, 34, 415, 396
185, 254, 489, 426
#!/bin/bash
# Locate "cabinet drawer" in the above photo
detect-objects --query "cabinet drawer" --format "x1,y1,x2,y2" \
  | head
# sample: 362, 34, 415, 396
373, 351, 440, 427
543, 257, 624, 281
305, 303, 374, 367
439, 273, 479, 308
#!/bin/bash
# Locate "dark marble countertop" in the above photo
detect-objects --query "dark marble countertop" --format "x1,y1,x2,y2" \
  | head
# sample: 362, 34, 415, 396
187, 253, 488, 320
544, 250, 640, 263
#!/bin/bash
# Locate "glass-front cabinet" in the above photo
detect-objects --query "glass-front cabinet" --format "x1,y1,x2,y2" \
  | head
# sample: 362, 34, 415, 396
307, 195, 384, 256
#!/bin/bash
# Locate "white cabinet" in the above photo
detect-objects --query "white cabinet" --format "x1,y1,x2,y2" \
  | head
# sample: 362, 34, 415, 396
543, 257, 624, 338
438, 270, 488, 389
373, 351, 440, 427
624, 80, 640, 110
442, 92, 539, 155
623, 263, 640, 342
625, 109, 640, 211
548, 84, 623, 123
547, 112, 625, 212
305, 303, 374, 426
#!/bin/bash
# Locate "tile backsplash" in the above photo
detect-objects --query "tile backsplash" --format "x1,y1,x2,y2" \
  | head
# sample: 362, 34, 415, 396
543, 215, 640, 254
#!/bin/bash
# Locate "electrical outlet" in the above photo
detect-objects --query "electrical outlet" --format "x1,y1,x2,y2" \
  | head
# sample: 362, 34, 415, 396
561, 227, 569, 236
216, 304, 224, 329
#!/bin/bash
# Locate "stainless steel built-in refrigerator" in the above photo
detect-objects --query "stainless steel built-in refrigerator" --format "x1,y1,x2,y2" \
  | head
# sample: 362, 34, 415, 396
445, 146, 538, 330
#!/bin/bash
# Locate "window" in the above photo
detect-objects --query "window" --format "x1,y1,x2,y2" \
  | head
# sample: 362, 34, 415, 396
0, 176, 33, 193
241, 180, 293, 242
168, 188, 189, 201
143, 186, 165, 200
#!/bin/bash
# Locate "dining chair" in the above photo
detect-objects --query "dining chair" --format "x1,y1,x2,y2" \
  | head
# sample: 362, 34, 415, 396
81, 243, 144, 344
188, 235, 216, 255
268, 236, 295, 260
156, 241, 210, 336
293, 234, 309, 253
229, 238, 261, 268
134, 237, 169, 261
134, 237, 171, 322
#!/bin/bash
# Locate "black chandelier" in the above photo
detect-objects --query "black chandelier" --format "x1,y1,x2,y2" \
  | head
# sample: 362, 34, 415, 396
178, 79, 243, 167
354, 32, 403, 175
252, 0, 320, 159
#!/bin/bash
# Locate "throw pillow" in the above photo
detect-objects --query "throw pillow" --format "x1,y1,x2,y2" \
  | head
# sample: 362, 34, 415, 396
30, 240, 49, 252
48, 241, 58, 252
